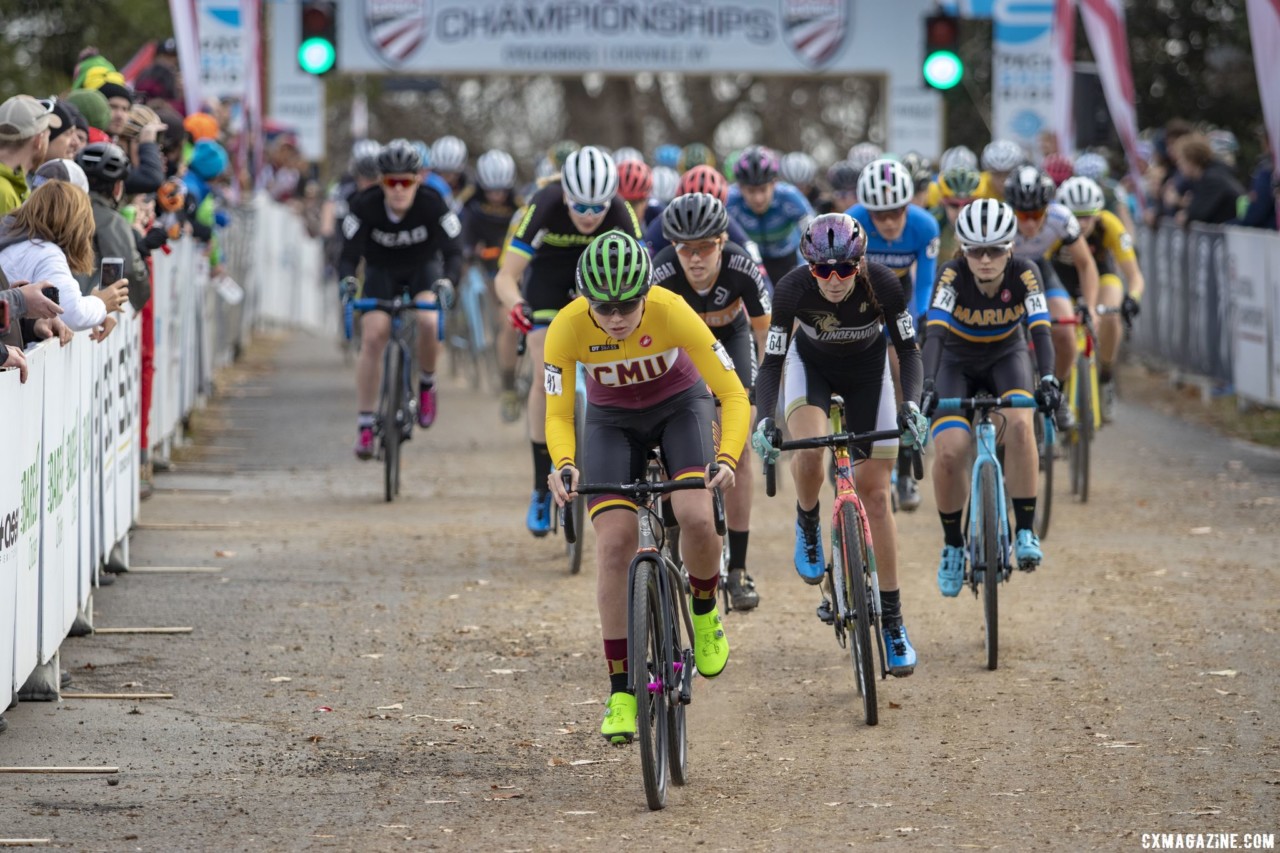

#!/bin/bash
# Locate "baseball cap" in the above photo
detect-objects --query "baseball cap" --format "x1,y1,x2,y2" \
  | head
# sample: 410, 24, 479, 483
30, 158, 90, 194
0, 95, 63, 142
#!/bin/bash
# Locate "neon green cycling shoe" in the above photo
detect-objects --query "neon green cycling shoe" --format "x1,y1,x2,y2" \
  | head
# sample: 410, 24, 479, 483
692, 609, 730, 678
600, 691, 637, 744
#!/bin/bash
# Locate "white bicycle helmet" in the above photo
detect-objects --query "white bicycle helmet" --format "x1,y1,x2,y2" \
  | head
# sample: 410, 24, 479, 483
955, 199, 1018, 247
1073, 151, 1110, 182
611, 146, 644, 164
650, 165, 680, 205
939, 145, 979, 174
561, 145, 618, 205
430, 135, 468, 173
780, 151, 818, 187
981, 139, 1026, 173
1056, 176, 1106, 215
856, 159, 914, 211
846, 141, 883, 174
475, 149, 516, 191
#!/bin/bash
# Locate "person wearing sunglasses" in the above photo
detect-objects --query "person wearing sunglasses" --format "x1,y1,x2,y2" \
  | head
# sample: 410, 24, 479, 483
749, 213, 926, 677
919, 199, 1060, 595
544, 232, 747, 743
1004, 165, 1099, 431
726, 144, 815, 289
846, 158, 941, 513
650, 192, 773, 611
931, 166, 982, 259
339, 139, 463, 459
494, 145, 643, 538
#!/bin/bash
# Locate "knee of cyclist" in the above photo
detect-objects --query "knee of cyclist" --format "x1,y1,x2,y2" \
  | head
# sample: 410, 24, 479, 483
860, 483, 892, 518
1005, 417, 1033, 444
361, 327, 390, 349
933, 435, 968, 470
794, 446, 825, 470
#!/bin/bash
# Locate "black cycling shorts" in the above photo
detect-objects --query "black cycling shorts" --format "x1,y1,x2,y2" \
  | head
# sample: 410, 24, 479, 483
783, 341, 898, 460
582, 384, 716, 518
523, 270, 577, 321
716, 324, 757, 392
930, 339, 1034, 438
362, 265, 432, 313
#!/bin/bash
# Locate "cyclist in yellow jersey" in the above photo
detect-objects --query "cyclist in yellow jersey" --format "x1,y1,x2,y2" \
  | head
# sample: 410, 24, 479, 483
1052, 177, 1145, 420
545, 232, 747, 744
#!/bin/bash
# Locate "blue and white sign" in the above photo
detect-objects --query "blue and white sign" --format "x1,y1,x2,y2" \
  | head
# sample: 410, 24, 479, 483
992, 0, 1055, 152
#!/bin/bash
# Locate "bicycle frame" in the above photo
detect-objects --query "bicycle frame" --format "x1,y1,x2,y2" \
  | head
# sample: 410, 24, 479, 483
825, 404, 883, 628
1053, 313, 1102, 432
343, 292, 446, 438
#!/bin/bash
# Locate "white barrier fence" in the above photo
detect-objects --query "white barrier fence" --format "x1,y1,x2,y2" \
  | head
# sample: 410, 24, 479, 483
1, 195, 326, 708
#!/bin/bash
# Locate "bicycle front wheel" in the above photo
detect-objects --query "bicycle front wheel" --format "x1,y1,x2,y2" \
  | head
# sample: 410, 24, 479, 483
630, 559, 670, 810
567, 389, 587, 575
1034, 412, 1053, 541
666, 566, 689, 786
978, 462, 1000, 671
1075, 352, 1093, 503
839, 503, 878, 726
383, 347, 403, 503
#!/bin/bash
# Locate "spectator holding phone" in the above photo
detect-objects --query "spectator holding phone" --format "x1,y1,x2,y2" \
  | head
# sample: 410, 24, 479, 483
0, 265, 68, 382
0, 180, 127, 339
77, 142, 149, 310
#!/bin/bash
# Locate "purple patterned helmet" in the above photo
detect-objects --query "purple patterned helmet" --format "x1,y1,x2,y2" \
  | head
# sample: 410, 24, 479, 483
800, 213, 867, 264
733, 144, 780, 186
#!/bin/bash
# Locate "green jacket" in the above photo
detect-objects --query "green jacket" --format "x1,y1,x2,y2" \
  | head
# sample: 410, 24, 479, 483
0, 161, 28, 217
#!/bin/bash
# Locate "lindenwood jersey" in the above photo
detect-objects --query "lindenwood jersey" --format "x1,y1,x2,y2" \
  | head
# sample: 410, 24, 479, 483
339, 185, 464, 281
650, 242, 772, 338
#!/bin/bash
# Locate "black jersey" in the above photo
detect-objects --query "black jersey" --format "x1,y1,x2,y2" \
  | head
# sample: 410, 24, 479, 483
755, 261, 922, 421
650, 242, 772, 339
461, 190, 520, 268
338, 185, 464, 284
922, 257, 1055, 381
506, 183, 643, 283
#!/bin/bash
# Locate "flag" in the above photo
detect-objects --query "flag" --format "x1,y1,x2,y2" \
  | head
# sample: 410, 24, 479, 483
1078, 0, 1144, 207
1246, 0, 1280, 168
1051, 0, 1076, 158
168, 0, 204, 115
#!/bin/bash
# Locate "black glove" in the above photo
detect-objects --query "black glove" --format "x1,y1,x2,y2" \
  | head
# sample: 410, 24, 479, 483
1035, 375, 1063, 415
1121, 294, 1140, 328
920, 379, 938, 418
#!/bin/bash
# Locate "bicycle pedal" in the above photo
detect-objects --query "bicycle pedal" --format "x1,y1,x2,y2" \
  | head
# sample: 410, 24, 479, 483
816, 598, 835, 625
1017, 560, 1039, 572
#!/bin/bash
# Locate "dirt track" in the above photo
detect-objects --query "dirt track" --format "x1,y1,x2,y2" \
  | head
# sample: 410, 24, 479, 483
1, 332, 1277, 850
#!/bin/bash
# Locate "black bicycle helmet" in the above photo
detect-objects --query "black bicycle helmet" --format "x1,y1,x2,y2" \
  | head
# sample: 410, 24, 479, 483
826, 160, 860, 193
377, 138, 421, 174
1003, 165, 1055, 211
661, 192, 730, 243
732, 145, 780, 187
76, 142, 130, 182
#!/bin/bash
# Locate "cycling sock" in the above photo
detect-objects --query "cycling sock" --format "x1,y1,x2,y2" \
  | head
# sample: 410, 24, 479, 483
1099, 366, 1113, 384
689, 573, 718, 615
500, 368, 516, 392
897, 448, 912, 478
357, 411, 375, 428
940, 510, 964, 547
727, 528, 749, 571
418, 371, 435, 389
531, 442, 552, 494
1013, 498, 1037, 533
880, 588, 902, 627
604, 638, 628, 694
797, 500, 820, 527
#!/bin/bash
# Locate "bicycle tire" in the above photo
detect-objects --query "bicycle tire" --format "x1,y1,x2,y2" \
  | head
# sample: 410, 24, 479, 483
666, 567, 689, 786
979, 462, 1000, 671
630, 559, 669, 810
1076, 352, 1092, 503
383, 346, 403, 503
1034, 412, 1053, 541
568, 389, 587, 575
839, 502, 878, 726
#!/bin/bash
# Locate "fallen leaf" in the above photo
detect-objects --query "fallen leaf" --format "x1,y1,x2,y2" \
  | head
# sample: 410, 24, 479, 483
455, 626, 478, 634
547, 757, 568, 767
377, 703, 404, 711
888, 701, 902, 710
306, 735, 324, 743
423, 800, 459, 805
487, 793, 523, 800
360, 653, 384, 660
556, 727, 576, 734
491, 785, 517, 790
1205, 670, 1238, 678
1189, 527, 1212, 535
269, 676, 292, 683
1213, 688, 1235, 696
215, 549, 237, 558
119, 681, 142, 688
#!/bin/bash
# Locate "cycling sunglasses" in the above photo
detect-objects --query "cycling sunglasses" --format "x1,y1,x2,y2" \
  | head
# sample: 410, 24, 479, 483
674, 239, 721, 258
1015, 208, 1046, 222
570, 200, 610, 215
382, 176, 416, 189
810, 261, 859, 281
963, 244, 1013, 259
869, 205, 908, 220
589, 298, 644, 317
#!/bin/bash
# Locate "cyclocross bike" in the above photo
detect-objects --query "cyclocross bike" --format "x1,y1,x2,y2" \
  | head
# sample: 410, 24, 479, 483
762, 399, 919, 726
447, 263, 500, 392
561, 460, 726, 811
1054, 306, 1102, 504
343, 282, 450, 502
933, 394, 1039, 671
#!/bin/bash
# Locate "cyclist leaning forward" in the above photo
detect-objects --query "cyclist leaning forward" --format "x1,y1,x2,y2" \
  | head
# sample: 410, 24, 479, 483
340, 139, 463, 458
545, 232, 748, 743
749, 213, 929, 676
650, 192, 772, 611
921, 199, 1061, 596
494, 145, 644, 536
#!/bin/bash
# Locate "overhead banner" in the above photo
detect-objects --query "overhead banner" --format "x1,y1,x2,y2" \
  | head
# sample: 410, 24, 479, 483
992, 0, 1056, 153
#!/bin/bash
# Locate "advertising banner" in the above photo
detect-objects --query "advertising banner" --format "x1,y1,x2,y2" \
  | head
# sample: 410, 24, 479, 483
14, 346, 46, 694
0, 367, 21, 703
38, 342, 68, 661
992, 0, 1056, 154
1226, 227, 1275, 405
196, 0, 247, 102
1247, 0, 1280, 172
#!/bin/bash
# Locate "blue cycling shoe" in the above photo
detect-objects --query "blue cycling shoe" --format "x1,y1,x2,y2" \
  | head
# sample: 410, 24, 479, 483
882, 622, 917, 677
1015, 528, 1042, 569
793, 515, 825, 585
526, 490, 553, 538
937, 544, 966, 597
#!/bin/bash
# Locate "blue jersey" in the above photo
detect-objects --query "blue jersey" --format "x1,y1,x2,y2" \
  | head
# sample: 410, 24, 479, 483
726, 182, 814, 262
643, 210, 763, 267
847, 203, 940, 320
426, 173, 455, 209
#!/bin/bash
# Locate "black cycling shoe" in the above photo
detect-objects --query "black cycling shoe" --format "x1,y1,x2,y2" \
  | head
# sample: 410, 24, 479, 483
725, 569, 760, 611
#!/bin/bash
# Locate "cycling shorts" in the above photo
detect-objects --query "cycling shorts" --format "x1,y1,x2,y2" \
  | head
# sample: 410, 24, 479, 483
523, 270, 577, 320
716, 323, 757, 393
362, 265, 434, 313
582, 384, 716, 518
782, 341, 899, 460
930, 340, 1034, 438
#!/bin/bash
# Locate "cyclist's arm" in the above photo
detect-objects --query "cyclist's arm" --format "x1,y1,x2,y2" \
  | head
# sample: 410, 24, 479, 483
1067, 236, 1099, 314
752, 270, 801, 425
922, 267, 959, 381
1103, 213, 1145, 302
910, 209, 942, 320
497, 200, 544, 309
431, 199, 465, 285
1019, 264, 1056, 379
678, 308, 750, 469
337, 208, 368, 281
494, 252, 530, 311
870, 264, 923, 405
542, 315, 579, 469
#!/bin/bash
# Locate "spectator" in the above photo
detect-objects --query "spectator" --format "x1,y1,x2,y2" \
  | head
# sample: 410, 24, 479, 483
70, 51, 115, 90
0, 264, 65, 382
0, 180, 129, 337
30, 158, 90, 194
45, 99, 86, 162
1173, 133, 1245, 226
78, 142, 149, 311
0, 95, 60, 215
1240, 135, 1277, 231
116, 103, 166, 194
94, 79, 134, 139
149, 103, 186, 176
183, 112, 219, 144
64, 89, 111, 137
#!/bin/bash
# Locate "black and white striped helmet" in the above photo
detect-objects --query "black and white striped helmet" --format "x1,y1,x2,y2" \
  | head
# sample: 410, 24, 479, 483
1004, 165, 1056, 211
561, 145, 618, 206
661, 192, 730, 242
475, 149, 516, 191
430, 135, 467, 172
955, 199, 1018, 247
856, 159, 914, 211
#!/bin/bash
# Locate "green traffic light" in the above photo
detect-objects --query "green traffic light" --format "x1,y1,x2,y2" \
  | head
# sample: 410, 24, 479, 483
923, 50, 963, 90
298, 37, 336, 75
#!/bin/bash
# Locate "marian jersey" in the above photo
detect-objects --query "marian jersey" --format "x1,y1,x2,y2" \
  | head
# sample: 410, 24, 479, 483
338, 184, 463, 282
506, 183, 643, 283
650, 242, 772, 337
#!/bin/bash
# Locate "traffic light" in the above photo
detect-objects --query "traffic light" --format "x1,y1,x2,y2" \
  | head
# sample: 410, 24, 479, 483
923, 13, 963, 90
298, 0, 337, 75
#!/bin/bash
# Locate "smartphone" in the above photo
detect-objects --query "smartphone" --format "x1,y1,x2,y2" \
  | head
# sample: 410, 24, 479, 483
101, 256, 125, 286
42, 285, 59, 304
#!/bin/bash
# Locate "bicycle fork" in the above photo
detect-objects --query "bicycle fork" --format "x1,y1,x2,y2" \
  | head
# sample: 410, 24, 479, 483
967, 425, 1012, 583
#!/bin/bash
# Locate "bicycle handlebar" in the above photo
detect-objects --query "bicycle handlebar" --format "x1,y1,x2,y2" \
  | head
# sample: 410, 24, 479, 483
935, 395, 1037, 413
764, 428, 919, 497
561, 463, 725, 544
343, 293, 445, 342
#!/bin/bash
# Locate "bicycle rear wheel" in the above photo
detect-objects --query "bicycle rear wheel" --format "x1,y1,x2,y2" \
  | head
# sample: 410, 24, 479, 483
1075, 353, 1093, 503
839, 503, 878, 726
1034, 412, 1053, 540
630, 559, 669, 810
383, 346, 403, 503
978, 462, 1000, 671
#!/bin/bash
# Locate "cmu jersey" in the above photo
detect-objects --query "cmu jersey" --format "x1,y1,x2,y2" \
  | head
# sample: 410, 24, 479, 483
507, 183, 643, 280
650, 242, 772, 336
754, 261, 923, 423
542, 286, 750, 471
339, 184, 463, 282
1013, 202, 1081, 261
847, 202, 941, 319
725, 181, 814, 261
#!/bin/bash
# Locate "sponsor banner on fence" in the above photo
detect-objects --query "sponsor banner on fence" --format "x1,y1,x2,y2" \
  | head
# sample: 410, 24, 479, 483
39, 340, 68, 661
14, 346, 46, 694
1226, 227, 1274, 404
0, 367, 21, 702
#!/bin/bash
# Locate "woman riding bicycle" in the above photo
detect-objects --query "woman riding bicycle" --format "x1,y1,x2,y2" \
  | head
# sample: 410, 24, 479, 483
748, 212, 928, 677
920, 199, 1060, 597
544, 232, 747, 744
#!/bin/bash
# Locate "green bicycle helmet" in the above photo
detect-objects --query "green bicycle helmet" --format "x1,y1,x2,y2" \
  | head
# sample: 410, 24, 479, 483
576, 231, 652, 302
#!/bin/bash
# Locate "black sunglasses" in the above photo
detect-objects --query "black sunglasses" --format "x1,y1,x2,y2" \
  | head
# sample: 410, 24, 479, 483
589, 298, 644, 317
